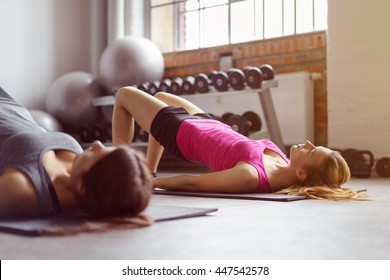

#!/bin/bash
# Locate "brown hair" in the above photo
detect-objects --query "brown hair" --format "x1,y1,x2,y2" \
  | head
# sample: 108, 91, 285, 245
81, 147, 152, 219
278, 150, 366, 200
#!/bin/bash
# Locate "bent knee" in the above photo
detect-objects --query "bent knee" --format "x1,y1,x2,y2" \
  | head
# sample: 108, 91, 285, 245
154, 91, 172, 101
116, 86, 137, 100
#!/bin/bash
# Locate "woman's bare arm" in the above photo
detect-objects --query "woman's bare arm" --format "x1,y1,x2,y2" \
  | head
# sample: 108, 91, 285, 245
154, 163, 259, 193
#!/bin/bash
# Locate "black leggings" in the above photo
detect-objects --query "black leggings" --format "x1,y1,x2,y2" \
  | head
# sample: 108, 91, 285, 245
150, 106, 212, 161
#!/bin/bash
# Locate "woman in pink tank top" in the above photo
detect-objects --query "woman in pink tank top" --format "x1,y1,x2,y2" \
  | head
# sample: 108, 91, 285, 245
112, 86, 362, 200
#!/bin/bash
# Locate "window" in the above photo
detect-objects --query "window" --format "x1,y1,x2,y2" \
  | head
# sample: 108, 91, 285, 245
150, 0, 327, 52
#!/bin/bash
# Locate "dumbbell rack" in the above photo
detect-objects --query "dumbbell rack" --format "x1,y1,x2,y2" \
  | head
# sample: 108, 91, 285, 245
92, 79, 285, 153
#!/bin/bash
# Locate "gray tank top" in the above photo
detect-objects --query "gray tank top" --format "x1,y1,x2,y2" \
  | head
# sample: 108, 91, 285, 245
0, 87, 83, 215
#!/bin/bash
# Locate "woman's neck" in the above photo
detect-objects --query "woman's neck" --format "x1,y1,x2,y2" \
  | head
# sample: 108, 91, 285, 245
263, 151, 298, 192
42, 150, 81, 214
267, 165, 298, 192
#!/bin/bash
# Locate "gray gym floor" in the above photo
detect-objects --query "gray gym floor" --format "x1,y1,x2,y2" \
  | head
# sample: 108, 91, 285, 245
1, 176, 389, 260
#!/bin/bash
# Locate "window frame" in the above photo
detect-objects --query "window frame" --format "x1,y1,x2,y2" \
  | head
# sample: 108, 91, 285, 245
148, 0, 327, 52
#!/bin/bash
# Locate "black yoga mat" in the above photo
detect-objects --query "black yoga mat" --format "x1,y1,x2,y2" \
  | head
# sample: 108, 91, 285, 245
153, 189, 307, 201
0, 204, 217, 237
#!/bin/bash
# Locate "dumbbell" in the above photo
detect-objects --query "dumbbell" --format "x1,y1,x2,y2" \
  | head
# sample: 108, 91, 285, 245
181, 76, 196, 95
193, 71, 218, 93
92, 123, 109, 143
224, 111, 262, 136
259, 64, 275, 80
194, 73, 211, 93
243, 66, 264, 89
376, 157, 390, 177
169, 77, 183, 95
159, 79, 172, 92
193, 70, 231, 93
227, 68, 246, 90
208, 70, 218, 80
347, 150, 374, 178
212, 71, 230, 92
148, 81, 160, 95
243, 111, 262, 132
221, 112, 234, 123
138, 82, 150, 93
225, 114, 248, 135
78, 123, 112, 143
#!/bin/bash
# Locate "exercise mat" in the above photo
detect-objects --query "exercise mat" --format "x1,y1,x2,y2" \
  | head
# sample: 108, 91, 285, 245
154, 189, 307, 201
0, 204, 217, 237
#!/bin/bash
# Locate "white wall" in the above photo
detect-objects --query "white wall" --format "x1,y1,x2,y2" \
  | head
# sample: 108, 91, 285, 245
0, 0, 106, 109
327, 0, 390, 157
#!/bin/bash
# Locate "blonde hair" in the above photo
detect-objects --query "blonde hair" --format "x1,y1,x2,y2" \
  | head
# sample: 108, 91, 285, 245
278, 150, 367, 200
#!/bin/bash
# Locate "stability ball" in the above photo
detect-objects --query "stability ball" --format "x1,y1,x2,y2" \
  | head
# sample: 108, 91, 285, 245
46, 71, 106, 133
99, 36, 164, 93
29, 110, 64, 132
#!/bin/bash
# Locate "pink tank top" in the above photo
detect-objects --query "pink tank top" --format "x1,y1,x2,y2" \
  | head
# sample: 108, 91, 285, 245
176, 119, 290, 192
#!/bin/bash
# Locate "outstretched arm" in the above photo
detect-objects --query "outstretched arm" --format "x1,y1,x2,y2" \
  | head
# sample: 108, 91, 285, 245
154, 163, 259, 193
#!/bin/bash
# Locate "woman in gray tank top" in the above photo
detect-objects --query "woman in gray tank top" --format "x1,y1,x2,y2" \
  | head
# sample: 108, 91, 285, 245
0, 87, 152, 219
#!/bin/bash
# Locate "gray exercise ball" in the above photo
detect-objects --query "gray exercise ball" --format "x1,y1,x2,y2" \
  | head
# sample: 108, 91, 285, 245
29, 110, 64, 132
99, 36, 164, 93
46, 71, 106, 133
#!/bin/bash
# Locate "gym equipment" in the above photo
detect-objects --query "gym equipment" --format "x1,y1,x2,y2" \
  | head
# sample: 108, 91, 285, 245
138, 82, 150, 92
29, 110, 64, 132
181, 76, 195, 95
0, 205, 217, 236
78, 122, 112, 143
208, 70, 219, 80
147, 81, 160, 95
99, 36, 164, 93
376, 157, 390, 177
243, 66, 264, 89
46, 71, 105, 133
154, 189, 306, 202
342, 148, 360, 176
169, 77, 183, 95
248, 76, 286, 151
212, 71, 230, 92
349, 150, 374, 178
224, 111, 262, 136
243, 111, 262, 132
221, 112, 234, 123
343, 149, 374, 178
193, 71, 220, 93
92, 123, 108, 143
159, 79, 172, 92
227, 68, 246, 90
226, 114, 249, 135
341, 148, 357, 161
259, 64, 275, 80
194, 73, 211, 93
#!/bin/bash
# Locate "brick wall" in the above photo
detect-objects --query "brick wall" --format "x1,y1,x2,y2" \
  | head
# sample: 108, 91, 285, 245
162, 31, 327, 146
